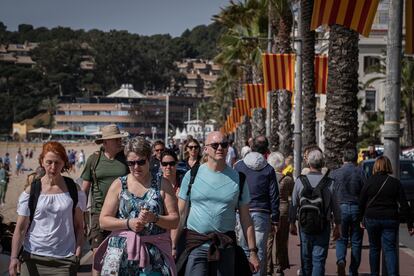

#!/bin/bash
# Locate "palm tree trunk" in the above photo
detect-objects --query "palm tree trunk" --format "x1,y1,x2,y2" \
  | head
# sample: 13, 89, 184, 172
301, 0, 316, 148
270, 92, 279, 151
324, 25, 359, 169
238, 115, 251, 152
251, 108, 266, 138
278, 89, 293, 156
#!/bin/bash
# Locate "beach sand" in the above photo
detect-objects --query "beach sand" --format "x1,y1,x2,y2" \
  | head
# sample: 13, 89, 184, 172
0, 141, 100, 223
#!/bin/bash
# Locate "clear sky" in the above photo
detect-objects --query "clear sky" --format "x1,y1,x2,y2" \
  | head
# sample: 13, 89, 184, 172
0, 0, 229, 37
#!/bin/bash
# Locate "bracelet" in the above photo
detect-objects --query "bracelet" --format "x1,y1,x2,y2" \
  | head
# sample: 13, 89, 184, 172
248, 247, 258, 254
11, 256, 19, 260
126, 218, 132, 231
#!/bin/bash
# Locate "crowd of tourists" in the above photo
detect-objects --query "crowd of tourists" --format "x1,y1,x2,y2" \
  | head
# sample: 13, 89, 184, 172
3, 123, 414, 276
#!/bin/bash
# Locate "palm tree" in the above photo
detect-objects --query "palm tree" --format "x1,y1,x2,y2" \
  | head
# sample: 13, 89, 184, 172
301, 0, 316, 148
271, 0, 293, 157
324, 25, 359, 169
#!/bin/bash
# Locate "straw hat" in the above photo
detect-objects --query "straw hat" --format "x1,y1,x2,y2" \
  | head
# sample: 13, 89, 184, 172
95, 124, 129, 144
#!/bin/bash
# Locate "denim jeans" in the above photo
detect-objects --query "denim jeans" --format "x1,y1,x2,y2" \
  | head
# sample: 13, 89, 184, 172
185, 244, 235, 276
364, 218, 399, 276
299, 224, 331, 276
336, 203, 363, 275
237, 212, 271, 276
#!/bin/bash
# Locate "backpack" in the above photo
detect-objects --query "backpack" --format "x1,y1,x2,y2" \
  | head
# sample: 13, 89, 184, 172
298, 171, 331, 235
28, 176, 79, 225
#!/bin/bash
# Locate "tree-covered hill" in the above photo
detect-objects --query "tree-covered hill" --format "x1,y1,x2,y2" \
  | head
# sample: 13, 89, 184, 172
0, 22, 225, 133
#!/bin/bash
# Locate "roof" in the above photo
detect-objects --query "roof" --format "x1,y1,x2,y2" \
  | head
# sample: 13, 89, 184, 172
15, 56, 36, 65
0, 44, 7, 53
0, 53, 17, 62
107, 84, 145, 98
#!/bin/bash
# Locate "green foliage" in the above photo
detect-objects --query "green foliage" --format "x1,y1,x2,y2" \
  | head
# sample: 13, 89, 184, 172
358, 111, 384, 148
0, 21, 224, 133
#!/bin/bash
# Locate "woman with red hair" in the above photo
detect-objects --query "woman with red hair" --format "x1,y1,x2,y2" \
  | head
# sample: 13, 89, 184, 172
9, 141, 86, 276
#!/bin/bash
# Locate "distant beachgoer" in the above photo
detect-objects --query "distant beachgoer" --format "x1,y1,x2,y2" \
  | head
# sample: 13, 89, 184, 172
0, 163, 10, 205
77, 149, 85, 169
24, 148, 29, 159
15, 150, 24, 176
28, 149, 33, 159
3, 153, 10, 172
9, 141, 86, 276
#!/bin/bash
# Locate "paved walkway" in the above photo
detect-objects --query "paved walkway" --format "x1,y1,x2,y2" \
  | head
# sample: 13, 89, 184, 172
78, 227, 414, 275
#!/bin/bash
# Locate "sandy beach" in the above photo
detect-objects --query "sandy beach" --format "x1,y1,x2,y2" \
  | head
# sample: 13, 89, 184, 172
0, 141, 100, 223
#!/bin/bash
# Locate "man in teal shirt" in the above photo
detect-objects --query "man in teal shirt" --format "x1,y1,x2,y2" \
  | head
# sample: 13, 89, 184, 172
177, 131, 260, 275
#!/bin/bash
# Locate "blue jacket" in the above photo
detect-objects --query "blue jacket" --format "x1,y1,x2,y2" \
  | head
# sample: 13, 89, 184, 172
234, 152, 280, 224
331, 162, 366, 204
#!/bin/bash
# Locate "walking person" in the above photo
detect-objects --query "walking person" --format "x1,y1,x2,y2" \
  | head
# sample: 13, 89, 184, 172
225, 139, 237, 168
183, 138, 202, 170
234, 135, 279, 276
77, 149, 85, 169
331, 147, 366, 276
15, 150, 24, 176
0, 163, 10, 206
8, 141, 86, 276
175, 131, 260, 275
150, 140, 165, 177
81, 124, 129, 276
359, 156, 414, 276
290, 149, 341, 276
267, 151, 294, 275
93, 137, 179, 275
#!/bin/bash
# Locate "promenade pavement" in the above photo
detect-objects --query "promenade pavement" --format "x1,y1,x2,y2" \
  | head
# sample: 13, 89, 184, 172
78, 225, 414, 276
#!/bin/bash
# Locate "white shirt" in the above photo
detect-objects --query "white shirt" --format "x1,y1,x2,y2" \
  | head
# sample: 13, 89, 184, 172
226, 146, 236, 167
17, 190, 86, 258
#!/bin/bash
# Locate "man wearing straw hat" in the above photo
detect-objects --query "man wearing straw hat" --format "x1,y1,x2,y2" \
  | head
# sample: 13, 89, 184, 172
81, 124, 129, 275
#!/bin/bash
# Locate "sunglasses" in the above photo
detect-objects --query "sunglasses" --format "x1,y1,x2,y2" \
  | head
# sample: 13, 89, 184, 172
206, 142, 229, 150
187, 145, 199, 150
126, 159, 147, 167
154, 148, 164, 152
161, 161, 176, 167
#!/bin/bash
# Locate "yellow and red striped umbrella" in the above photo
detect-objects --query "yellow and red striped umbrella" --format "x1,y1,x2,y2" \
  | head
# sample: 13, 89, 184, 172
315, 55, 328, 94
311, 0, 380, 37
245, 83, 266, 110
262, 54, 296, 96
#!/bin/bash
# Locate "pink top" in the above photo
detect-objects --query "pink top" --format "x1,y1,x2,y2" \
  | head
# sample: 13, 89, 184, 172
93, 230, 176, 275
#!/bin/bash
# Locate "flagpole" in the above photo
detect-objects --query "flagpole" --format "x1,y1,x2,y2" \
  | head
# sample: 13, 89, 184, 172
165, 94, 169, 145
383, 1, 403, 273
293, 1, 303, 178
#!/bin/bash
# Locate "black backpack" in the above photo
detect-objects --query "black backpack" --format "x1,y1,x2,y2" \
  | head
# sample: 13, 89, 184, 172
298, 172, 331, 235
28, 176, 79, 225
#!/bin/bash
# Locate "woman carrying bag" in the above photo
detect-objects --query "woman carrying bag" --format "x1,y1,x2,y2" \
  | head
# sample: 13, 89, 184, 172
359, 156, 414, 276
9, 141, 86, 276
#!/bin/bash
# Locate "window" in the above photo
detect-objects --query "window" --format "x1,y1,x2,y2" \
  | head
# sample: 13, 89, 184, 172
365, 90, 376, 112
364, 56, 381, 74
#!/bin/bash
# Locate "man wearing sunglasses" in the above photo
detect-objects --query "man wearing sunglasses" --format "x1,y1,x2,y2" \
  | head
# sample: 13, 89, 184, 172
150, 140, 165, 177
178, 131, 260, 275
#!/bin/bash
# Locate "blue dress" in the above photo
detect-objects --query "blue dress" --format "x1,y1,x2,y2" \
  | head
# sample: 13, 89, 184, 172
100, 175, 171, 276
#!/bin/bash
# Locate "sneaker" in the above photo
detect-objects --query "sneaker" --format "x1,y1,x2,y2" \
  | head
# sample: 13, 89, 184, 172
337, 261, 346, 276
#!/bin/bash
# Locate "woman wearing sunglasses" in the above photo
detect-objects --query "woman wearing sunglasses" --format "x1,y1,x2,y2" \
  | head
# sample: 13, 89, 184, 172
161, 149, 182, 195
184, 138, 202, 170
95, 137, 179, 276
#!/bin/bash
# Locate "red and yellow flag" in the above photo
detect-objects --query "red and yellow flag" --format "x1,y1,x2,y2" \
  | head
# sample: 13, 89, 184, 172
407, 0, 414, 54
262, 54, 295, 94
311, 0, 380, 37
245, 84, 266, 110
315, 55, 328, 94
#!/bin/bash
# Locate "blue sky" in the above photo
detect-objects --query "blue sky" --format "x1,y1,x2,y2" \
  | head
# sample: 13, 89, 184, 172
0, 0, 229, 37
